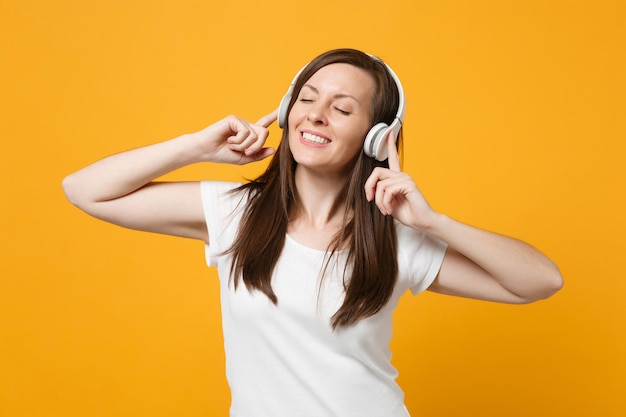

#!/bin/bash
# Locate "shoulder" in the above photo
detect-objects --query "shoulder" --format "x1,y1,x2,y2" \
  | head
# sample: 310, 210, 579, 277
200, 181, 246, 208
395, 221, 447, 256
395, 221, 448, 294
200, 180, 243, 197
200, 180, 248, 227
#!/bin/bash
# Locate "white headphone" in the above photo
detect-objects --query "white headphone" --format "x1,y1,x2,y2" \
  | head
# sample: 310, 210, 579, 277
277, 56, 406, 161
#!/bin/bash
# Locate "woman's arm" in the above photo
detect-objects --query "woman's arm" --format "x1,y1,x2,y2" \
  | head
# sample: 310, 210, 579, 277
364, 133, 563, 303
62, 112, 277, 241
417, 216, 562, 303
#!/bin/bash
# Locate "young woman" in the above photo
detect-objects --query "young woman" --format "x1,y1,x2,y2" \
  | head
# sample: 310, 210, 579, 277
63, 48, 563, 417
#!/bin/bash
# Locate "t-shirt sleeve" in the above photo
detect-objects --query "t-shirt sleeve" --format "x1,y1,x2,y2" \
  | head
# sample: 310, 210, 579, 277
200, 181, 244, 267
396, 222, 448, 295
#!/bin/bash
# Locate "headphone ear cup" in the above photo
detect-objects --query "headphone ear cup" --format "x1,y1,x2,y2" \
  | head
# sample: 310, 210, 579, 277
277, 93, 291, 128
363, 123, 389, 161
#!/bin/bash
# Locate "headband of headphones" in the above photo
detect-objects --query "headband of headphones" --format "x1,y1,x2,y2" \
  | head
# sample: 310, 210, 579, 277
277, 55, 406, 161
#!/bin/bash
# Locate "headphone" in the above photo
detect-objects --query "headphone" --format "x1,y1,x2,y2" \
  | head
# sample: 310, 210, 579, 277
277, 56, 406, 161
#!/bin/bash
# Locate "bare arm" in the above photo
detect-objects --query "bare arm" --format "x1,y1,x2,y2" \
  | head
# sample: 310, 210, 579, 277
418, 216, 562, 303
62, 112, 278, 241
364, 132, 563, 303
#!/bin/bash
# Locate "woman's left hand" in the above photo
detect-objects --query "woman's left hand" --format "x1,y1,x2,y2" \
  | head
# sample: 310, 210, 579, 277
365, 132, 563, 304
364, 131, 437, 231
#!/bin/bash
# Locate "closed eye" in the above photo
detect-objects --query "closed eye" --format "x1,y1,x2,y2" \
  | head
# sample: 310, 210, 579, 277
334, 107, 351, 115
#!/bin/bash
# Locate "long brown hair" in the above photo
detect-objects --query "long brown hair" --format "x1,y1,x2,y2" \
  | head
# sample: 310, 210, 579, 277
226, 48, 402, 328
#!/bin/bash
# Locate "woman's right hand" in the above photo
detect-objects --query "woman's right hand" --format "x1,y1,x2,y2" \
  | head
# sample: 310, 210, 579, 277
63, 110, 279, 241
191, 110, 278, 165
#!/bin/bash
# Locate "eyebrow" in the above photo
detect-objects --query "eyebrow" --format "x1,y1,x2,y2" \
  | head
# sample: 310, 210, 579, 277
301, 84, 361, 104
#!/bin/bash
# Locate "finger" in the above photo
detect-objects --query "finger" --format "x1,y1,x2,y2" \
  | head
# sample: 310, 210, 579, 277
364, 167, 384, 202
386, 130, 401, 172
381, 180, 401, 214
366, 170, 392, 215
256, 109, 278, 128
242, 123, 272, 155
226, 117, 252, 142
249, 146, 275, 161
374, 177, 390, 215
229, 118, 261, 145
228, 125, 258, 152
228, 129, 255, 148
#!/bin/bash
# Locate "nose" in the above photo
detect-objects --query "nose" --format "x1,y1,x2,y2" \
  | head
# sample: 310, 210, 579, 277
306, 102, 328, 125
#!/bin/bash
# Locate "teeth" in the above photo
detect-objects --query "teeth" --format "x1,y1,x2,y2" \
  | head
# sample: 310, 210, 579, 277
302, 132, 330, 144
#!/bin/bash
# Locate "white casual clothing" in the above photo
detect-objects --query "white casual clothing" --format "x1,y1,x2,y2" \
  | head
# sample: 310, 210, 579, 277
201, 181, 447, 417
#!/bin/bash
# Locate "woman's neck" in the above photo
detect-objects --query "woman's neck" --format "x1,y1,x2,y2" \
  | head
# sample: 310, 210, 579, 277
287, 166, 351, 249
292, 166, 348, 223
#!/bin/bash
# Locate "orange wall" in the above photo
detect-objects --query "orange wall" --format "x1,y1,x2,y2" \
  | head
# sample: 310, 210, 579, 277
1, 1, 624, 416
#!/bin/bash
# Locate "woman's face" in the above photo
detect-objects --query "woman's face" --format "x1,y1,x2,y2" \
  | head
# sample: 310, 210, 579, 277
287, 63, 376, 176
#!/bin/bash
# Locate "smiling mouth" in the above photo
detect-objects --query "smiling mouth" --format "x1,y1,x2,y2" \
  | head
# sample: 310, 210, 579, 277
302, 132, 331, 145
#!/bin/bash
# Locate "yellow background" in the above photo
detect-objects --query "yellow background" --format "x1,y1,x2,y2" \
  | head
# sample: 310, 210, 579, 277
1, 0, 624, 416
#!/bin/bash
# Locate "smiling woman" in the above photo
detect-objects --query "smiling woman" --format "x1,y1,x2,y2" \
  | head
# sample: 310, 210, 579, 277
288, 63, 375, 175
62, 48, 562, 417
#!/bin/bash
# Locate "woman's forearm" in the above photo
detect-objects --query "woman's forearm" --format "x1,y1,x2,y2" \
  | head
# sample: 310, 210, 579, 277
428, 213, 563, 302
62, 134, 200, 207
61, 114, 277, 239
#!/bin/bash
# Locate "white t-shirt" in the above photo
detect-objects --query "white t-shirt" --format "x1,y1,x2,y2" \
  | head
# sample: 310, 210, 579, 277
201, 181, 447, 417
